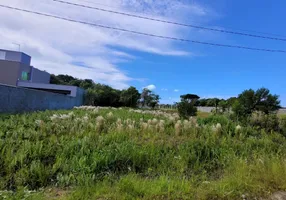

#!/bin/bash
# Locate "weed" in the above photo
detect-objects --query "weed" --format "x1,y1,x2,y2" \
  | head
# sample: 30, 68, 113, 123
1, 107, 286, 199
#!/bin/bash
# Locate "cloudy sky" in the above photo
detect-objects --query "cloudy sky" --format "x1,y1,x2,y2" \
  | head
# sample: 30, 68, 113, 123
1, 0, 285, 105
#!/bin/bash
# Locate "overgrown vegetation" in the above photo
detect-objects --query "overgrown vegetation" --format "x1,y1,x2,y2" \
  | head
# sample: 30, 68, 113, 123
140, 88, 160, 108
51, 74, 160, 108
177, 94, 199, 118
195, 97, 237, 108
3, 78, 285, 199
1, 106, 286, 199
232, 87, 281, 117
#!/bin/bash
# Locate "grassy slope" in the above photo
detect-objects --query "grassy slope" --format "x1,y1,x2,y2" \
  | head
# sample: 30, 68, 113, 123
0, 108, 286, 199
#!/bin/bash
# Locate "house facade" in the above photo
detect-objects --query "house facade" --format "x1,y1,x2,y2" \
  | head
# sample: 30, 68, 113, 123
0, 49, 50, 86
0, 49, 84, 98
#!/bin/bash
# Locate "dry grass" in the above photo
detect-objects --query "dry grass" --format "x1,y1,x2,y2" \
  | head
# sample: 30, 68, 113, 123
0, 106, 286, 199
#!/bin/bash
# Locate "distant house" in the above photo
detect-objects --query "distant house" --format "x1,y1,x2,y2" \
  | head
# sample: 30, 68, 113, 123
0, 49, 50, 86
0, 49, 83, 97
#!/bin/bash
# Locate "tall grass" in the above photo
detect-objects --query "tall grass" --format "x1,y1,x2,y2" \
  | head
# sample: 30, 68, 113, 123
0, 106, 286, 199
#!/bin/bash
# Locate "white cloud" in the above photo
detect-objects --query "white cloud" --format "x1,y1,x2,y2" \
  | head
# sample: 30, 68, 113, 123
145, 84, 156, 91
161, 88, 168, 91
0, 0, 216, 88
174, 89, 179, 92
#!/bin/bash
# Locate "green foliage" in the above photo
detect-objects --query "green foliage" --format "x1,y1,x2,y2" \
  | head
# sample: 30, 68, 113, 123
232, 99, 244, 119
198, 114, 231, 127
50, 74, 157, 108
195, 98, 208, 106
120, 87, 140, 108
84, 84, 122, 107
218, 100, 229, 113
50, 74, 82, 86
177, 94, 199, 118
49, 74, 63, 85
50, 74, 94, 90
227, 97, 238, 106
140, 89, 160, 109
279, 115, 286, 136
84, 88, 97, 106
79, 79, 94, 90
196, 97, 237, 108
233, 88, 280, 118
177, 100, 198, 119
180, 94, 200, 100
249, 112, 280, 132
1, 108, 286, 199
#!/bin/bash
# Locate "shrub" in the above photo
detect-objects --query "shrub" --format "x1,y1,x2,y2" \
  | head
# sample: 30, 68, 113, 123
177, 94, 199, 119
249, 112, 280, 132
233, 88, 280, 119
198, 114, 231, 127
177, 101, 197, 119
2, 107, 286, 199
279, 115, 286, 136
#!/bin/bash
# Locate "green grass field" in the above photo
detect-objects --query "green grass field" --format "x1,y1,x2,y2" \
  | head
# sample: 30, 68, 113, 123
0, 107, 286, 199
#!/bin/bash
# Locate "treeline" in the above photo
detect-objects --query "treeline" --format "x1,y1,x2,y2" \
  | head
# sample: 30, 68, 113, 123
50, 74, 159, 108
50, 74, 94, 89
50, 75, 282, 115
160, 98, 237, 109
194, 97, 237, 107
161, 88, 281, 122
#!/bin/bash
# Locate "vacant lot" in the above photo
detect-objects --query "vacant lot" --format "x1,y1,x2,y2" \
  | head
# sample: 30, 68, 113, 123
0, 107, 286, 199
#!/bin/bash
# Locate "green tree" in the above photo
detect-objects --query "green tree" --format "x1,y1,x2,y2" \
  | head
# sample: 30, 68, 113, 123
177, 94, 200, 119
140, 89, 160, 109
149, 93, 160, 109
57, 74, 77, 84
213, 98, 220, 113
196, 99, 208, 107
84, 84, 122, 107
84, 88, 97, 106
120, 87, 140, 108
50, 74, 63, 84
226, 97, 237, 107
69, 79, 82, 87
233, 87, 280, 118
218, 100, 228, 113
50, 74, 95, 90
205, 98, 219, 107
79, 79, 94, 90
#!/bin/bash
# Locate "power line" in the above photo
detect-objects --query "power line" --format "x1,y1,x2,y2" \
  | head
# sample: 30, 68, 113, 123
78, 0, 120, 9
216, 24, 286, 39
77, 0, 286, 39
0, 4, 286, 53
53, 0, 286, 42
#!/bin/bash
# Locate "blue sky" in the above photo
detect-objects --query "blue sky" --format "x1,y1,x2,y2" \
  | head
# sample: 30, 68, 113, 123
122, 0, 286, 105
0, 0, 285, 105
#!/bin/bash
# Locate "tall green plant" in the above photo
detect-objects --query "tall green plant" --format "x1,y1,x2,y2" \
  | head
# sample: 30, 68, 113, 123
233, 87, 280, 118
177, 94, 199, 119
140, 89, 160, 109
120, 87, 140, 108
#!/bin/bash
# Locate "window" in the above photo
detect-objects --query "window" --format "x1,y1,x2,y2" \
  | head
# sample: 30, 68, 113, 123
21, 71, 29, 81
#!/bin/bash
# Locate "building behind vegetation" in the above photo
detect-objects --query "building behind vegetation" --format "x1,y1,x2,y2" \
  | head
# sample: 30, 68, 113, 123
0, 49, 84, 113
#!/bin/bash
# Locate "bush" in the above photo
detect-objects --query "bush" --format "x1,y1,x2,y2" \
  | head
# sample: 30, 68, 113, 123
279, 115, 286, 136
177, 100, 197, 119
177, 94, 199, 119
233, 88, 280, 119
249, 112, 280, 132
198, 114, 231, 127
2, 107, 286, 199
